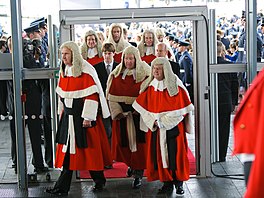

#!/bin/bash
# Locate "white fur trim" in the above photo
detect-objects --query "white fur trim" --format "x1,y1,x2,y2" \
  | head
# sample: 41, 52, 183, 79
123, 112, 137, 152
56, 85, 98, 99
81, 61, 110, 118
82, 100, 98, 121
109, 101, 123, 119
160, 128, 169, 168
58, 99, 64, 115
132, 101, 156, 131
184, 112, 194, 134
108, 94, 137, 104
62, 115, 76, 154
64, 98, 73, 108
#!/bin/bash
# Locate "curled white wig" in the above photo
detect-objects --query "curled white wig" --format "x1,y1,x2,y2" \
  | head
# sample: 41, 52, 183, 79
106, 23, 130, 53
60, 41, 83, 78
137, 29, 159, 57
112, 45, 150, 83
140, 57, 178, 96
80, 29, 103, 59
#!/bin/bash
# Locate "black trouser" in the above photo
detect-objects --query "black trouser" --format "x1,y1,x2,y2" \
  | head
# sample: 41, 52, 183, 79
218, 107, 231, 161
23, 80, 45, 168
7, 81, 16, 166
54, 144, 106, 192
0, 80, 8, 116
102, 117, 112, 146
37, 79, 53, 167
244, 161, 252, 186
10, 118, 16, 165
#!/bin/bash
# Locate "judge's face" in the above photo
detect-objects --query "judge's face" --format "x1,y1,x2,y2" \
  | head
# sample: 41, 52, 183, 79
124, 54, 136, 69
86, 35, 97, 48
155, 44, 167, 57
153, 64, 164, 81
61, 47, 72, 66
112, 27, 121, 43
157, 35, 163, 42
144, 32, 154, 47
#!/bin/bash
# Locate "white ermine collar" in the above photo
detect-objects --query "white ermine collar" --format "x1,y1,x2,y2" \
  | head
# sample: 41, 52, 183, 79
150, 78, 166, 91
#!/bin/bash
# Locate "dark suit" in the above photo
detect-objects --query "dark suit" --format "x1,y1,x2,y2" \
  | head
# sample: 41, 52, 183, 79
179, 51, 193, 102
169, 60, 181, 79
217, 56, 239, 161
94, 61, 118, 143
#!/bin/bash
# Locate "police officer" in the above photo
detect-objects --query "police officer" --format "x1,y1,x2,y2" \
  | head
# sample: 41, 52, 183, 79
259, 23, 264, 60
30, 18, 53, 168
178, 40, 193, 102
23, 24, 49, 173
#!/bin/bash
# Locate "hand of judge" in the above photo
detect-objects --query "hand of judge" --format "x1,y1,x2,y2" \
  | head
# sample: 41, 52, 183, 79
83, 120, 92, 128
115, 113, 125, 120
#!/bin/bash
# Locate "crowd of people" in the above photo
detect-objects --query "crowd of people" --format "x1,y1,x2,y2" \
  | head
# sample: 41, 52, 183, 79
1, 12, 264, 197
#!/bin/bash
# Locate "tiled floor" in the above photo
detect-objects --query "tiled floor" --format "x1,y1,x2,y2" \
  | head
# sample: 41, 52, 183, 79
0, 116, 246, 197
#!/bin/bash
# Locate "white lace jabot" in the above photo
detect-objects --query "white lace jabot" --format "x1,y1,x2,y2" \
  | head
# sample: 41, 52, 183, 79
149, 78, 166, 91
87, 48, 98, 59
65, 65, 73, 76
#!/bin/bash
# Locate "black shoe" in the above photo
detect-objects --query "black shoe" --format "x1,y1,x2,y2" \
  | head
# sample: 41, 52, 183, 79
126, 167, 133, 177
45, 188, 68, 196
132, 178, 142, 189
34, 166, 49, 173
219, 157, 226, 162
176, 186, 184, 195
158, 182, 173, 193
92, 183, 105, 192
104, 165, 113, 169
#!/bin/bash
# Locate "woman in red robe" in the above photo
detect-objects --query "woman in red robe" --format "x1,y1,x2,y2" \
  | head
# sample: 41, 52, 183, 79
233, 69, 264, 198
106, 46, 150, 188
80, 30, 104, 65
46, 41, 111, 196
132, 57, 194, 196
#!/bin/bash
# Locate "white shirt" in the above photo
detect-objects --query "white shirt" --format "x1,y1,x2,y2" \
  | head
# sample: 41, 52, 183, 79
104, 61, 113, 73
149, 78, 167, 91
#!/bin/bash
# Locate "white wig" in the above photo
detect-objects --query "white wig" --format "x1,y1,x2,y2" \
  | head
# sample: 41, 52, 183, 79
60, 41, 84, 78
80, 29, 103, 59
140, 57, 178, 96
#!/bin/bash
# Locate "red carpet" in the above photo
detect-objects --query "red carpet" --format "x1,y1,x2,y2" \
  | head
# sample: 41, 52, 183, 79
79, 148, 196, 179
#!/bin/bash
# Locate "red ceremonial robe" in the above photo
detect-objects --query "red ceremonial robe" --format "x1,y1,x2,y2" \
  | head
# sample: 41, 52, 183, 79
55, 72, 112, 170
133, 85, 192, 182
87, 55, 104, 66
113, 52, 122, 63
233, 69, 264, 198
108, 74, 147, 170
141, 54, 156, 65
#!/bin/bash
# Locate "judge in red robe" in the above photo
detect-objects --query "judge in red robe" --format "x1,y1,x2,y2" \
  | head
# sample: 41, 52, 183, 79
106, 23, 131, 63
46, 41, 111, 196
132, 57, 194, 196
233, 69, 264, 198
80, 30, 104, 65
137, 29, 158, 65
106, 46, 150, 188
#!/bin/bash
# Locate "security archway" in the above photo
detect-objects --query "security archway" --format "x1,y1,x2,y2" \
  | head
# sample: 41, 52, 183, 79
59, 6, 211, 177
